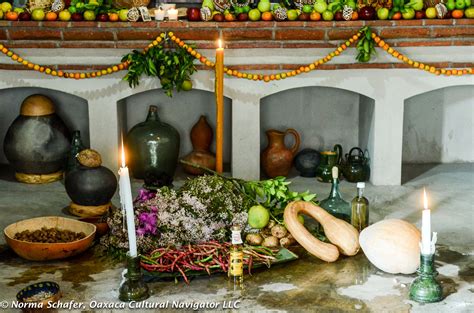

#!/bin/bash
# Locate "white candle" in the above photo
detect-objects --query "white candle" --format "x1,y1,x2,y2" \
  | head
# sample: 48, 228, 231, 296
167, 9, 178, 21
155, 9, 165, 21
421, 188, 431, 255
119, 141, 138, 257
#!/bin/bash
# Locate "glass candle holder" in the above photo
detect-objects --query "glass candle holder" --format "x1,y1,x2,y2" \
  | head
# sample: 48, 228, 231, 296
409, 253, 443, 303
119, 253, 150, 302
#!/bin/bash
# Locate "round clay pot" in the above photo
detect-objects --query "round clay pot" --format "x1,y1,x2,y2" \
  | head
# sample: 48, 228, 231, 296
261, 128, 300, 178
294, 148, 320, 177
183, 115, 216, 175
3, 94, 71, 181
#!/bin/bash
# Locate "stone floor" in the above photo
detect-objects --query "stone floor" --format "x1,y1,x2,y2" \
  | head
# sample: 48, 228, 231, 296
0, 163, 472, 312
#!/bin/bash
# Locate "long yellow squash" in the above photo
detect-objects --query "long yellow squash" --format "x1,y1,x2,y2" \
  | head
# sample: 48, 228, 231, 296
284, 201, 360, 262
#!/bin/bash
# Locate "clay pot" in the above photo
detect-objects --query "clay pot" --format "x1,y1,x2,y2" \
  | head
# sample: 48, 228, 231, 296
183, 115, 216, 175
261, 128, 300, 178
126, 105, 180, 183
3, 94, 71, 182
294, 148, 320, 177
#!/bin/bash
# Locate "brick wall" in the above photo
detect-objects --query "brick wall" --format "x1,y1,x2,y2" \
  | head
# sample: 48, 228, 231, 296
0, 19, 473, 71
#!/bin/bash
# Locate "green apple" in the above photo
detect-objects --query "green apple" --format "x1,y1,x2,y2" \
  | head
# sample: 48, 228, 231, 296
257, 0, 271, 12
248, 8, 261, 20
119, 8, 128, 21
314, 1, 327, 13
234, 6, 244, 15
242, 5, 251, 13
402, 8, 415, 19
302, 4, 313, 13
410, 0, 424, 11
455, 0, 465, 9
287, 9, 299, 20
322, 10, 333, 20
31, 9, 45, 21
14, 7, 25, 14
83, 10, 96, 21
1, 2, 12, 12
377, 7, 389, 19
202, 0, 214, 11
425, 7, 436, 18
446, 0, 456, 10
466, 7, 474, 18
346, 0, 356, 9
272, 3, 281, 11
59, 10, 71, 21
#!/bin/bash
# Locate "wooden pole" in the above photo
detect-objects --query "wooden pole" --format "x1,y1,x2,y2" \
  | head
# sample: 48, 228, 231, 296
215, 39, 224, 173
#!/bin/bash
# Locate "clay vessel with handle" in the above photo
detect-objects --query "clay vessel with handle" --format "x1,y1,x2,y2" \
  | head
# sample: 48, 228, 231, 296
261, 128, 300, 178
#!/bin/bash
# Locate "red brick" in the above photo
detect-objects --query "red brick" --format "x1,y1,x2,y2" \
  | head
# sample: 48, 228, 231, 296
275, 29, 324, 40
187, 21, 218, 28
455, 19, 474, 25
157, 21, 188, 29
63, 30, 114, 40
451, 39, 474, 46
306, 21, 335, 27
116, 29, 162, 40
327, 28, 359, 40
0, 29, 6, 40
0, 64, 30, 70
313, 64, 337, 70
218, 22, 248, 28
431, 27, 474, 37
10, 21, 40, 27
226, 64, 281, 71
5, 41, 58, 48
337, 63, 393, 69
131, 21, 158, 28
42, 21, 70, 28
395, 40, 452, 47
115, 41, 150, 49
278, 21, 306, 27
333, 21, 364, 27
9, 29, 62, 40
60, 41, 117, 48
70, 21, 98, 27
226, 42, 282, 49
59, 64, 116, 70
282, 42, 336, 48
168, 29, 219, 40
392, 20, 423, 26
0, 21, 11, 27
222, 29, 273, 40
424, 19, 454, 26
380, 27, 430, 39
243, 21, 275, 28
99, 22, 130, 28
365, 20, 394, 27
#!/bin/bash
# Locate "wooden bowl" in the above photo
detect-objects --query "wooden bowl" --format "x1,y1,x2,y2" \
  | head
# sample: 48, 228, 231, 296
16, 281, 61, 313
4, 216, 96, 261
79, 217, 109, 237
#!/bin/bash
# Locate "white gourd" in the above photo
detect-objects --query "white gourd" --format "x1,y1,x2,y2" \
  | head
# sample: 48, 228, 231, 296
359, 219, 421, 274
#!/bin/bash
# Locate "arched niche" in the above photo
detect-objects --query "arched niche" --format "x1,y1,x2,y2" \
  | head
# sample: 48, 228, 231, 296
117, 88, 232, 175
260, 86, 375, 178
0, 87, 90, 166
402, 85, 474, 183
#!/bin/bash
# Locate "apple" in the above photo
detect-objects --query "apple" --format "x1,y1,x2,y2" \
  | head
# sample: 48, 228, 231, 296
302, 4, 313, 14
224, 13, 235, 21
202, 0, 214, 11
287, 9, 299, 20
187, 7, 201, 21
71, 12, 83, 21
59, 10, 71, 21
314, 1, 327, 14
425, 7, 437, 18
83, 10, 96, 21
334, 10, 344, 20
322, 10, 334, 20
402, 7, 415, 19
19, 12, 31, 21
465, 7, 474, 18
455, 0, 465, 9
242, 5, 251, 13
237, 12, 248, 21
358, 6, 375, 20
96, 13, 108, 22
248, 8, 261, 21
257, 0, 271, 13
298, 12, 310, 20
31, 9, 45, 21
213, 13, 224, 21
377, 7, 389, 20
1, 2, 12, 13
415, 10, 425, 19
119, 8, 128, 21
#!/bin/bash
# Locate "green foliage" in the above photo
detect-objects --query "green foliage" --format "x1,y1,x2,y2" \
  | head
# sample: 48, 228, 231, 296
356, 26, 376, 63
121, 36, 197, 97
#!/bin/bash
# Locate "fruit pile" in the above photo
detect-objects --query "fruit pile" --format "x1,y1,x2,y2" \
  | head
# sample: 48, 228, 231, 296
0, 0, 132, 22
199, 0, 474, 22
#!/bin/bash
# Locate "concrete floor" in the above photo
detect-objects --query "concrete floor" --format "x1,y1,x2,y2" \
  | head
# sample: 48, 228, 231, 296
0, 163, 473, 312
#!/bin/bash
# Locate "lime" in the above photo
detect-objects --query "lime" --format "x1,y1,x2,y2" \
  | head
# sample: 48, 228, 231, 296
248, 205, 270, 229
181, 80, 192, 91
302, 4, 313, 14
242, 5, 251, 13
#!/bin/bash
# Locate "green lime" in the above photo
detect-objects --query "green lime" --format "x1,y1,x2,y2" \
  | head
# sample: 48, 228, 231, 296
302, 4, 313, 14
248, 205, 270, 229
234, 6, 244, 15
181, 80, 192, 91
242, 5, 251, 13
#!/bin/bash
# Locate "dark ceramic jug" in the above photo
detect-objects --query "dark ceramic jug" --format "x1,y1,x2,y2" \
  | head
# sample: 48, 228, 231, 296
341, 147, 370, 182
126, 105, 180, 182
261, 128, 300, 178
3, 94, 70, 180
315, 144, 342, 183
182, 115, 216, 175
294, 148, 320, 177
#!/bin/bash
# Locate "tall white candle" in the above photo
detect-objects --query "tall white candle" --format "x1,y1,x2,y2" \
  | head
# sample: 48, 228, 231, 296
421, 188, 431, 255
119, 142, 138, 257
167, 8, 178, 21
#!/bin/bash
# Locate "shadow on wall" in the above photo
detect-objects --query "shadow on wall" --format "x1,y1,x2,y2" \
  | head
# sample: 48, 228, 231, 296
260, 86, 375, 177
117, 88, 232, 165
0, 87, 90, 165
402, 85, 474, 183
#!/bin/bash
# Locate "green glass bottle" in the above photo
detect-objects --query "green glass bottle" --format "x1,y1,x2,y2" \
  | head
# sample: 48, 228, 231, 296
320, 166, 351, 222
66, 130, 86, 173
351, 182, 369, 232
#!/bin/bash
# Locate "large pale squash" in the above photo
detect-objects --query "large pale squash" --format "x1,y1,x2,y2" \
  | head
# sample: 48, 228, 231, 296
284, 201, 360, 262
359, 219, 421, 274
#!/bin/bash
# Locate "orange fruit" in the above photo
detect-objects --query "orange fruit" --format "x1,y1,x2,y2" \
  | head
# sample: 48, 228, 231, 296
310, 11, 321, 21
46, 12, 57, 21
352, 11, 358, 20
392, 12, 402, 20
452, 10, 463, 19
5, 11, 19, 21
262, 11, 273, 21
109, 13, 119, 22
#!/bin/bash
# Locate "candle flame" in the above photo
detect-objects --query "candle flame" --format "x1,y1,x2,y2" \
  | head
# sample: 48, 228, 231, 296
121, 136, 126, 168
218, 39, 222, 49
423, 188, 428, 210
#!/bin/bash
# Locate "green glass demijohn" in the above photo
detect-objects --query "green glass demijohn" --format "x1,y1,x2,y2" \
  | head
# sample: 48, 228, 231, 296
320, 166, 351, 223
126, 105, 180, 183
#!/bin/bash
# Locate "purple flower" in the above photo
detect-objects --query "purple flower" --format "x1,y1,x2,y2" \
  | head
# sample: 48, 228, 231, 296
137, 211, 158, 236
134, 188, 156, 204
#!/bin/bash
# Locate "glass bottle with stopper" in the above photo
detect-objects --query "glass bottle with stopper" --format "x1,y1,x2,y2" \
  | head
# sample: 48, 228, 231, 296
351, 182, 369, 231
228, 225, 244, 288
320, 166, 351, 222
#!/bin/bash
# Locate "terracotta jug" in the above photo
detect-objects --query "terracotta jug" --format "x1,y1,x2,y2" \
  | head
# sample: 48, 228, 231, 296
182, 115, 216, 175
261, 128, 300, 178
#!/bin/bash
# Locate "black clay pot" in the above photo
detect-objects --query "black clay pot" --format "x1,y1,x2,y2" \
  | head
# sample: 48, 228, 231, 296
3, 94, 70, 175
65, 166, 117, 206
294, 148, 320, 177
